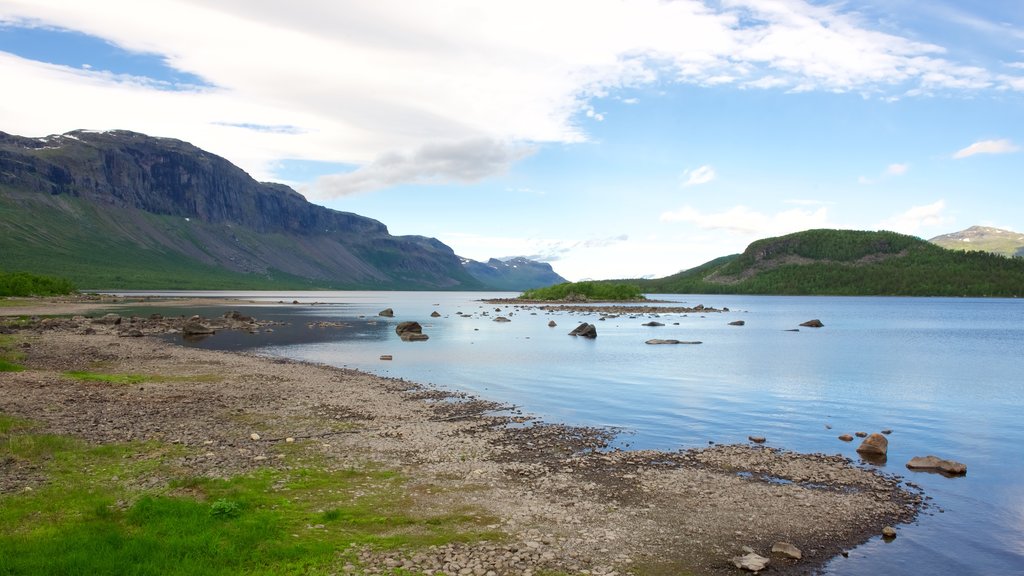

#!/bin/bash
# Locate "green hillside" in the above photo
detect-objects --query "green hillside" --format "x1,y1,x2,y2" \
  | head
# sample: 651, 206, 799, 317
639, 229, 1024, 297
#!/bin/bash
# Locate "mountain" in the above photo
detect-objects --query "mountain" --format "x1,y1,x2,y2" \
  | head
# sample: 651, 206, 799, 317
0, 129, 484, 290
929, 226, 1024, 258
638, 229, 1024, 297
460, 256, 566, 291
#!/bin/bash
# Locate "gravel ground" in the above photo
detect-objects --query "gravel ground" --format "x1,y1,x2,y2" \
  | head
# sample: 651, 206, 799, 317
0, 303, 921, 575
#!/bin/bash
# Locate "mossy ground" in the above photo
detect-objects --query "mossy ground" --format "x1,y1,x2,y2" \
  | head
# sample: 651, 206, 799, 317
0, 413, 501, 575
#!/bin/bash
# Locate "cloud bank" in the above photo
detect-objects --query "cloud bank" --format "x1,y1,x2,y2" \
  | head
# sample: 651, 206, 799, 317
952, 139, 1020, 159
1, 0, 1022, 191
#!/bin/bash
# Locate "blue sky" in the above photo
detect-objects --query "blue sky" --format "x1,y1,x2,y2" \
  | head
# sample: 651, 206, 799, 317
1, 1, 1022, 280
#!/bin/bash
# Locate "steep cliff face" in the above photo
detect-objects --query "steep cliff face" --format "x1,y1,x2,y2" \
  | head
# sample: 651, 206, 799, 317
0, 129, 482, 289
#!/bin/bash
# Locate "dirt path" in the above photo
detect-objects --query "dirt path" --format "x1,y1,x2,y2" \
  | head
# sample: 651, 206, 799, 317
0, 303, 921, 575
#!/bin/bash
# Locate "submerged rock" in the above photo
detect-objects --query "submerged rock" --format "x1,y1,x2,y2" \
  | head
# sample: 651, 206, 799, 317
642, 321, 664, 327
838, 434, 854, 442
378, 308, 394, 317
748, 436, 766, 444
800, 319, 824, 328
547, 320, 557, 327
395, 321, 428, 341
882, 526, 897, 539
856, 433, 888, 456
430, 311, 441, 318
729, 320, 746, 326
493, 316, 511, 322
645, 339, 702, 345
907, 455, 967, 476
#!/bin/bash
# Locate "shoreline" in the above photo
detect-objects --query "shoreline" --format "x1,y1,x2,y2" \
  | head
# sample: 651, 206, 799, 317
1, 296, 921, 574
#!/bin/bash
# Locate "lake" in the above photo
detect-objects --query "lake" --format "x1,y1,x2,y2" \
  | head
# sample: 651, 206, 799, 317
119, 291, 1024, 575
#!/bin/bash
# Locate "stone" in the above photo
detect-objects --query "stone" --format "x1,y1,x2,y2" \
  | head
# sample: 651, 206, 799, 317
250, 433, 261, 441
568, 323, 597, 339
729, 320, 746, 326
882, 526, 897, 539
547, 320, 557, 327
800, 319, 824, 328
642, 321, 664, 327
378, 308, 394, 317
906, 455, 967, 476
395, 321, 422, 336
380, 355, 393, 361
771, 542, 802, 560
430, 311, 441, 317
856, 433, 888, 456
493, 316, 511, 322
183, 321, 215, 336
400, 332, 429, 341
855, 431, 868, 438
748, 436, 766, 444
882, 428, 893, 435
285, 437, 295, 443
838, 434, 854, 442
731, 552, 770, 572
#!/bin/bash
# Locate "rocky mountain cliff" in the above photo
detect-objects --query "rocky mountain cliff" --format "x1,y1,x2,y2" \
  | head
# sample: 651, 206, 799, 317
0, 129, 484, 289
460, 257, 566, 291
929, 226, 1024, 258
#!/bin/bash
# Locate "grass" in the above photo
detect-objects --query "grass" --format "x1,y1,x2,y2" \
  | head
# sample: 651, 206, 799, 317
0, 414, 501, 575
63, 371, 225, 385
0, 334, 25, 372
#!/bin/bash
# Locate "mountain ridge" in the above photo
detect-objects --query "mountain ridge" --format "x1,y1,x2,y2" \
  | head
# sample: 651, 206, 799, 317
929, 225, 1024, 258
0, 129, 512, 290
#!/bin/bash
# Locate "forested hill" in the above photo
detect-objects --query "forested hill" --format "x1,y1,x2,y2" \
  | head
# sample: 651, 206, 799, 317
639, 229, 1024, 297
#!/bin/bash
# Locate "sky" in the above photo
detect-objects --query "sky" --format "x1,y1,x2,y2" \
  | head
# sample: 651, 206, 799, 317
1, 1, 1022, 281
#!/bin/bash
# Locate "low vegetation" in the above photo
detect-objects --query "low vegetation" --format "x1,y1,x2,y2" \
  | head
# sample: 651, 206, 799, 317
0, 414, 499, 575
0, 270, 76, 297
640, 229, 1024, 297
519, 281, 646, 301
0, 335, 25, 372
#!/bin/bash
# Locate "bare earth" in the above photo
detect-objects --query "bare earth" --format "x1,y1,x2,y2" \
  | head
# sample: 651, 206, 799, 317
0, 298, 921, 575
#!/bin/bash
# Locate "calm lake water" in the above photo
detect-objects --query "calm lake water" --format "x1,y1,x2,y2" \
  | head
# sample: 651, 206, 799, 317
118, 291, 1024, 575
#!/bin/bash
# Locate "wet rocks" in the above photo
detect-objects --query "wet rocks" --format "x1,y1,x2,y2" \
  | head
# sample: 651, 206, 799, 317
568, 323, 597, 339
800, 319, 824, 328
855, 431, 868, 438
395, 321, 429, 341
183, 317, 215, 336
430, 311, 441, 318
378, 308, 395, 317
641, 321, 664, 327
907, 455, 967, 476
731, 552, 770, 572
856, 433, 888, 457
493, 317, 511, 323
748, 436, 766, 444
838, 434, 854, 442
729, 320, 746, 326
645, 339, 702, 345
882, 526, 897, 539
547, 320, 557, 327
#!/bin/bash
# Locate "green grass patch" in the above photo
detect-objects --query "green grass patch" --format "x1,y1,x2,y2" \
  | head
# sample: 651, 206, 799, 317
62, 371, 224, 385
0, 416, 501, 575
0, 270, 76, 297
0, 335, 25, 371
63, 371, 150, 385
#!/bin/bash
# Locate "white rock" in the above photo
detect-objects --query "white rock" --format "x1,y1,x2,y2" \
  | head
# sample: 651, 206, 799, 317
731, 552, 770, 572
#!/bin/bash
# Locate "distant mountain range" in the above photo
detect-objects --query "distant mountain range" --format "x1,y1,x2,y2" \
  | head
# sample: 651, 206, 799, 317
636, 228, 1024, 297
0, 129, 558, 291
460, 257, 565, 291
929, 226, 1024, 258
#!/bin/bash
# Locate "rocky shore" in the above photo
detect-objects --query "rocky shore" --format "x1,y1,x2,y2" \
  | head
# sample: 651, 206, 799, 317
1, 297, 921, 575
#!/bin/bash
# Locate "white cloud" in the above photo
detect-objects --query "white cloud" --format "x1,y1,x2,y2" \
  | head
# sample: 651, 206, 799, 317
877, 200, 952, 235
0, 0, 1020, 191
886, 163, 909, 175
681, 165, 716, 187
952, 139, 1021, 159
660, 204, 832, 236
306, 139, 534, 198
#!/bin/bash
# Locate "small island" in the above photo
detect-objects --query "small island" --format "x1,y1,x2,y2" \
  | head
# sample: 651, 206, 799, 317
517, 281, 647, 302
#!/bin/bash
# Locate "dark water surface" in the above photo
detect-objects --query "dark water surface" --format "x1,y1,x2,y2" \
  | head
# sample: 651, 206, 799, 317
116, 291, 1024, 575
